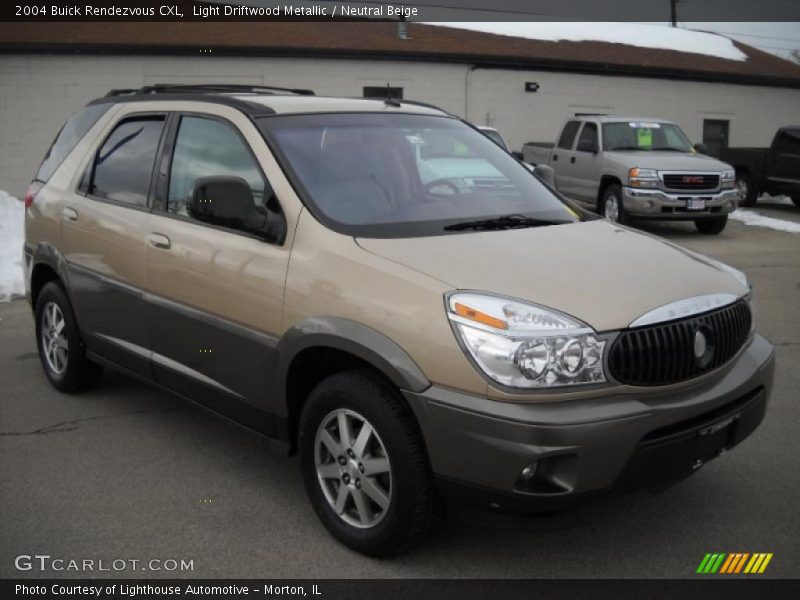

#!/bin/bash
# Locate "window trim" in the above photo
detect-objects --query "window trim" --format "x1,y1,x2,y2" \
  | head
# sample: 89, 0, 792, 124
77, 111, 169, 213
154, 110, 287, 246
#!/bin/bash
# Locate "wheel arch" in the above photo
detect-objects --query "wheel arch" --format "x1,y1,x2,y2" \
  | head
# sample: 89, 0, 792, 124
277, 317, 430, 454
28, 243, 72, 308
597, 175, 622, 212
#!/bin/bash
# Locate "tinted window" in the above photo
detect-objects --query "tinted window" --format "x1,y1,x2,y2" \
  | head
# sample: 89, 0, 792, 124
557, 121, 581, 149
576, 123, 598, 150
602, 122, 691, 152
773, 129, 800, 154
88, 116, 165, 206
259, 113, 579, 238
168, 116, 273, 217
36, 103, 110, 183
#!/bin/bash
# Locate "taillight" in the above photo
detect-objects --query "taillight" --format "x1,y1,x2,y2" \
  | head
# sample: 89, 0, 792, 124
24, 182, 43, 209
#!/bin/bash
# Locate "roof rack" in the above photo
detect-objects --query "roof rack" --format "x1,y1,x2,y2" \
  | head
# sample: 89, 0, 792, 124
104, 83, 316, 98
397, 99, 451, 115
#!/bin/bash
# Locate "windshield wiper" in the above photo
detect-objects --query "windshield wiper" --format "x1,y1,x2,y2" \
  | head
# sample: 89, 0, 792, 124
443, 214, 571, 231
652, 147, 688, 152
610, 145, 648, 151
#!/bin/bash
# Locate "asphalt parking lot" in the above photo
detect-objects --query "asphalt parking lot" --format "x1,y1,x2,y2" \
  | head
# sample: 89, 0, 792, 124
1, 199, 798, 579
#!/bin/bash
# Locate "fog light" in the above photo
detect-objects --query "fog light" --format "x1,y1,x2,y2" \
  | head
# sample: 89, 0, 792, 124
520, 463, 538, 481
643, 200, 655, 211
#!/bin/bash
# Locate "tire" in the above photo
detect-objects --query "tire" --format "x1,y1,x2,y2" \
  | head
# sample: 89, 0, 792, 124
695, 216, 728, 235
35, 281, 102, 392
792, 196, 800, 208
298, 370, 439, 557
736, 171, 758, 207
600, 184, 629, 225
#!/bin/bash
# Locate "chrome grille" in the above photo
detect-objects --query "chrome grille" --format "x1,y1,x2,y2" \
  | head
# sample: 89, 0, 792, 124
609, 300, 751, 386
662, 174, 720, 191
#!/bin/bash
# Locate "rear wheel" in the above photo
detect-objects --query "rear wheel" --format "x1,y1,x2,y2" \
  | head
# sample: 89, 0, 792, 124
35, 282, 102, 392
695, 216, 728, 234
736, 172, 758, 207
299, 370, 439, 556
601, 184, 629, 225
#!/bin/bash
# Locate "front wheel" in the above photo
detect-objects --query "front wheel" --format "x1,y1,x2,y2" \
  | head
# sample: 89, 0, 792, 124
695, 216, 728, 234
298, 370, 439, 557
601, 184, 629, 225
35, 282, 103, 392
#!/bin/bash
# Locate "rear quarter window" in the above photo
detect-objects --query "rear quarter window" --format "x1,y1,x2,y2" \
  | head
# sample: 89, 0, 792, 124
35, 103, 110, 183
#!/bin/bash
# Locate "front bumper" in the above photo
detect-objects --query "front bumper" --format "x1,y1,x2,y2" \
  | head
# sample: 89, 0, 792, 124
622, 187, 739, 219
404, 334, 774, 512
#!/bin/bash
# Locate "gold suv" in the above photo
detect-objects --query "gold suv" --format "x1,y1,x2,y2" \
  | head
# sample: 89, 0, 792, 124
24, 84, 775, 556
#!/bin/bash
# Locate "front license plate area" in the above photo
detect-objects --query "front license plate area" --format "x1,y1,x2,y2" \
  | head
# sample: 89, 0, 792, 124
691, 414, 740, 469
687, 198, 706, 210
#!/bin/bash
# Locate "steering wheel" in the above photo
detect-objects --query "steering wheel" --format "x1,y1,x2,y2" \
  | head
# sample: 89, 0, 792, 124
423, 178, 461, 195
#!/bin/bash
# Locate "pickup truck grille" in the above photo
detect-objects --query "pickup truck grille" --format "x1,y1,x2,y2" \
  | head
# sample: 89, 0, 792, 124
662, 174, 720, 191
608, 300, 751, 386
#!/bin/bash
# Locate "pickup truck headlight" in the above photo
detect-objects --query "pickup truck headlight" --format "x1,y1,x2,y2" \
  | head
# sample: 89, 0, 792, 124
628, 167, 659, 188
721, 169, 736, 189
447, 293, 606, 389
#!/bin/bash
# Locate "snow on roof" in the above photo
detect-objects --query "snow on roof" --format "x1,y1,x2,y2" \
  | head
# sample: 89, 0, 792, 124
425, 22, 748, 62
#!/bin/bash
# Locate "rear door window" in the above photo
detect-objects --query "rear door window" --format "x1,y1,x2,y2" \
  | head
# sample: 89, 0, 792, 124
87, 115, 165, 207
36, 103, 110, 183
557, 121, 581, 150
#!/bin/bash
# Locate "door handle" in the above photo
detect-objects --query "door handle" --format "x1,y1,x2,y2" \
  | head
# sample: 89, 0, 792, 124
147, 233, 171, 250
552, 154, 559, 161
570, 156, 576, 164
62, 207, 78, 222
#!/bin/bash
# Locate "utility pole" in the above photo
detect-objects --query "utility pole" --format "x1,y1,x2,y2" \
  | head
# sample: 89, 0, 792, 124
670, 0, 678, 27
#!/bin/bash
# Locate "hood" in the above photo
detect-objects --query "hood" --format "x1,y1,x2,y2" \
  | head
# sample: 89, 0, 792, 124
605, 151, 732, 171
357, 220, 747, 332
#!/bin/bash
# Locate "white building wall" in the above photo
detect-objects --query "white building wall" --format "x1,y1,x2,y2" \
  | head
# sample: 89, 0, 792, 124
2, 53, 800, 198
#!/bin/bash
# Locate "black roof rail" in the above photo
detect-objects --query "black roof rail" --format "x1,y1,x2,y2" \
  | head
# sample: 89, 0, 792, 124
397, 99, 451, 115
104, 83, 316, 97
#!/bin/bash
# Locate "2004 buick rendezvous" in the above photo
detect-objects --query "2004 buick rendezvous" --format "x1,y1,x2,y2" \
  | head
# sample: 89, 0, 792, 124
24, 85, 774, 556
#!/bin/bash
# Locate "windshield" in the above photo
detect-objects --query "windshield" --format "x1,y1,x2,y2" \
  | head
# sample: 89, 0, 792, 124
259, 113, 578, 238
603, 121, 692, 152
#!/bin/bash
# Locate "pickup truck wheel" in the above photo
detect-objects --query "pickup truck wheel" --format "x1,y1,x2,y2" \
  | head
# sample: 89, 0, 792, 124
299, 370, 439, 557
35, 282, 103, 392
736, 172, 758, 207
602, 184, 629, 225
695, 216, 728, 234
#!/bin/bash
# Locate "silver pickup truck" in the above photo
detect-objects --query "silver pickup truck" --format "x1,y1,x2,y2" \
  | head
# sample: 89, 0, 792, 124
523, 116, 739, 234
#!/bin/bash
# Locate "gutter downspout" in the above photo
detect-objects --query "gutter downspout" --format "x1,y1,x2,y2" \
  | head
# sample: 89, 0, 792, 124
465, 65, 479, 122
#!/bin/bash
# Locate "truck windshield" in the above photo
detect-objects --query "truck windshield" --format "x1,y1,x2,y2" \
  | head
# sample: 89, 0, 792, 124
258, 113, 578, 238
603, 122, 692, 152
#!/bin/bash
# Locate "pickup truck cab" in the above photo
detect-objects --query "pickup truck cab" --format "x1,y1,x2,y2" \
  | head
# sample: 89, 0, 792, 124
718, 126, 800, 207
532, 116, 739, 234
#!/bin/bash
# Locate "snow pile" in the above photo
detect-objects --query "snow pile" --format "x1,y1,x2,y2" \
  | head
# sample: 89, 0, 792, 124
427, 23, 749, 62
730, 209, 800, 234
0, 190, 25, 302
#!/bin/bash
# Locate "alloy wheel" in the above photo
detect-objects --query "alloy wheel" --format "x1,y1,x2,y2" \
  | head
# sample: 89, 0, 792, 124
41, 301, 68, 374
604, 194, 620, 222
314, 408, 392, 529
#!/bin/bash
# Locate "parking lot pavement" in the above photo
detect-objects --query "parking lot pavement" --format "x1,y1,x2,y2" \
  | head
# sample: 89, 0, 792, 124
1, 216, 798, 579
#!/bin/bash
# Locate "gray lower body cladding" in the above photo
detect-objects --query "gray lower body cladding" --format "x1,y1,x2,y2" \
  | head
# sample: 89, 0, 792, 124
404, 334, 774, 511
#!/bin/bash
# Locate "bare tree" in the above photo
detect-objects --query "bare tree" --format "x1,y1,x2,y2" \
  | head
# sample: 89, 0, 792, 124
790, 49, 800, 65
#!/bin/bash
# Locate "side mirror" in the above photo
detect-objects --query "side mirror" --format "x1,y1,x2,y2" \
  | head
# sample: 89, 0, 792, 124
189, 176, 282, 241
533, 164, 557, 188
576, 138, 598, 154
511, 150, 524, 160
693, 143, 709, 154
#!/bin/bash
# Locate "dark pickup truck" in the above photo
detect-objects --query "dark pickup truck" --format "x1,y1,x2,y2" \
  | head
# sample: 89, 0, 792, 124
719, 127, 800, 207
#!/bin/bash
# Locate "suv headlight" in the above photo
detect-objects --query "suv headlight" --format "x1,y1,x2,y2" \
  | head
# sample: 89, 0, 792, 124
721, 169, 736, 189
447, 293, 606, 389
628, 167, 659, 188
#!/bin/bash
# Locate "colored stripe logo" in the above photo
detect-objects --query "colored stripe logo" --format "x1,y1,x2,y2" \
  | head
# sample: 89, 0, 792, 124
696, 553, 773, 574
